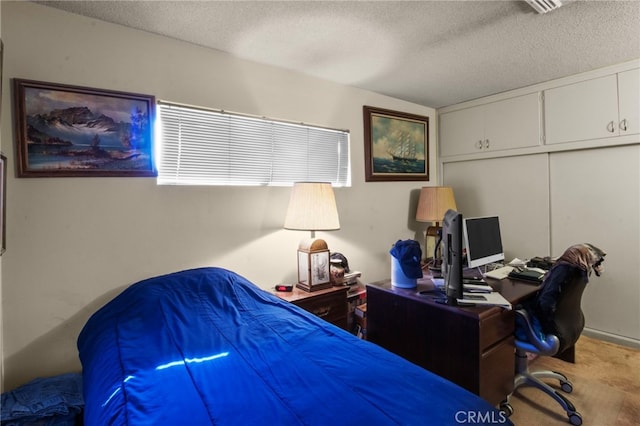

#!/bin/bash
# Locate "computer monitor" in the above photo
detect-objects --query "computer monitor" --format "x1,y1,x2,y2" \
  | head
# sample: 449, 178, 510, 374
441, 209, 463, 305
463, 216, 505, 269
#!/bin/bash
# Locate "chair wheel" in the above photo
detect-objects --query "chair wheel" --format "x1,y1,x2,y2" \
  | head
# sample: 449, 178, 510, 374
560, 380, 573, 393
568, 411, 583, 425
499, 401, 513, 417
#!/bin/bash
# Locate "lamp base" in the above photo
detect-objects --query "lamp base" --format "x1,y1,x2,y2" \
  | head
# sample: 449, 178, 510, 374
428, 265, 442, 273
423, 257, 443, 273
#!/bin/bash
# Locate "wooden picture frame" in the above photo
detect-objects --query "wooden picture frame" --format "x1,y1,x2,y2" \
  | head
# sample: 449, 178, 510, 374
13, 79, 156, 177
0, 153, 6, 255
363, 105, 429, 182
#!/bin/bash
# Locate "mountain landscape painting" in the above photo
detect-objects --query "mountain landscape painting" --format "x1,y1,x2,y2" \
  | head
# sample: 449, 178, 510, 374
14, 79, 156, 177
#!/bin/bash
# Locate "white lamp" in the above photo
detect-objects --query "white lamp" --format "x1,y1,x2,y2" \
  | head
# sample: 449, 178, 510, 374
284, 182, 340, 291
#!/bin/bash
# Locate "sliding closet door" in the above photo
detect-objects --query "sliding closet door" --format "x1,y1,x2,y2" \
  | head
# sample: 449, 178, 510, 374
550, 145, 640, 341
443, 154, 550, 262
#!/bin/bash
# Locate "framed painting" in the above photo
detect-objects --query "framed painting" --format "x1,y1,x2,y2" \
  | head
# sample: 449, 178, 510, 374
363, 105, 429, 182
0, 153, 6, 255
1, 40, 4, 122
13, 79, 156, 177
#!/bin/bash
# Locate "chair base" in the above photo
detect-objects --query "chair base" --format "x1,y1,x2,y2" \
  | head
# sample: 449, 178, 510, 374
501, 352, 583, 425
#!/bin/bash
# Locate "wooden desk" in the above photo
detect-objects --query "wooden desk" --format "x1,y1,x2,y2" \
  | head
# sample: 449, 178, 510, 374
366, 277, 539, 406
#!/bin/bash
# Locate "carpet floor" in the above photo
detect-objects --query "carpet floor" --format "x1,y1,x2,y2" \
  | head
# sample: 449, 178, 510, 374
507, 335, 640, 425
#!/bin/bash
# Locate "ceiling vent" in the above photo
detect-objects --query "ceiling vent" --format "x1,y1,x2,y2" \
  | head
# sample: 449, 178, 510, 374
526, 0, 562, 14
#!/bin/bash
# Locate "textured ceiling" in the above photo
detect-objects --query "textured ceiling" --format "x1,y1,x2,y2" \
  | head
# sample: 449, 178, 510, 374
35, 0, 640, 108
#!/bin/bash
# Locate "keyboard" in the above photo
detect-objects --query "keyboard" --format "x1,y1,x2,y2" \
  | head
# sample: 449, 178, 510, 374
483, 265, 514, 280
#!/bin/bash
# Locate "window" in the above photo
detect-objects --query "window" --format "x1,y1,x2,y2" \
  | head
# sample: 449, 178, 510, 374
156, 102, 350, 186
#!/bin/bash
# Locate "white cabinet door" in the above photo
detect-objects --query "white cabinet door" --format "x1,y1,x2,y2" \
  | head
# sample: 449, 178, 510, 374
544, 74, 620, 144
439, 107, 484, 157
484, 93, 541, 151
550, 145, 640, 340
442, 154, 550, 261
617, 68, 640, 136
439, 93, 541, 157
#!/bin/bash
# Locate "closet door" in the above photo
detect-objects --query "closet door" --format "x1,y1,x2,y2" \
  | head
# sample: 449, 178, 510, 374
550, 145, 640, 341
442, 154, 550, 262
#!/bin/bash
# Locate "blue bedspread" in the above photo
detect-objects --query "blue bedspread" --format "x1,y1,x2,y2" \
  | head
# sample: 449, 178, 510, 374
78, 267, 510, 425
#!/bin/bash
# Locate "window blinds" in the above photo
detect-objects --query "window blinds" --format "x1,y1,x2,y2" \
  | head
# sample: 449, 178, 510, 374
157, 102, 350, 186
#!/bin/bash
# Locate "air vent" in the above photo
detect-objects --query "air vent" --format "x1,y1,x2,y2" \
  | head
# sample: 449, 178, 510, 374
526, 0, 562, 14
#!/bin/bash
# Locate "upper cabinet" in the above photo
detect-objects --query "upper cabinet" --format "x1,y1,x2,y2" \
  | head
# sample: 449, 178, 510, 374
544, 69, 640, 145
439, 93, 541, 157
617, 68, 640, 136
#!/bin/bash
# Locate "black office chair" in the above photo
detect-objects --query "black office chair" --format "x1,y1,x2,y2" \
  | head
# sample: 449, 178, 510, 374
501, 243, 606, 426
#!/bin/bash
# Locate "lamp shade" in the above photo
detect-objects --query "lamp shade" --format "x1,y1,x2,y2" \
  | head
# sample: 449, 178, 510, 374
284, 182, 340, 231
415, 186, 457, 223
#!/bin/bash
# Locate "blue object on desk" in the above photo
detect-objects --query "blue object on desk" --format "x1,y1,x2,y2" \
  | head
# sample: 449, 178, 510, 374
390, 239, 422, 288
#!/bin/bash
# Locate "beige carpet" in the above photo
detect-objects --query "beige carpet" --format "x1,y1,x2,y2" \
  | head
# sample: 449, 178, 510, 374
508, 335, 640, 425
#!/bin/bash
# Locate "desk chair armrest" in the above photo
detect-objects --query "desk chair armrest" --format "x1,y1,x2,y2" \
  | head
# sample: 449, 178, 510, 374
514, 309, 560, 356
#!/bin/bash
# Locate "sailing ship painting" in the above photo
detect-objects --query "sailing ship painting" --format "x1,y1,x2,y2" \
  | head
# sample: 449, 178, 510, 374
387, 130, 418, 162
366, 107, 428, 180
14, 80, 156, 177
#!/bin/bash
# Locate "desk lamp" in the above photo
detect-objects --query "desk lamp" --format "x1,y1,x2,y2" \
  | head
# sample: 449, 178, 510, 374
415, 186, 457, 271
284, 182, 340, 291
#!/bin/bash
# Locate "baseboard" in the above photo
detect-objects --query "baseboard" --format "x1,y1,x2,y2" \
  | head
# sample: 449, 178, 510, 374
583, 327, 640, 349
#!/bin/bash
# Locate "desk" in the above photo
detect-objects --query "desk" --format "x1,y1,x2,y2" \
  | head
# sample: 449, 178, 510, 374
366, 276, 539, 406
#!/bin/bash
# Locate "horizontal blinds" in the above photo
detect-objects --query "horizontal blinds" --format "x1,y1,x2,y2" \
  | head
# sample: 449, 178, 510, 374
157, 103, 350, 186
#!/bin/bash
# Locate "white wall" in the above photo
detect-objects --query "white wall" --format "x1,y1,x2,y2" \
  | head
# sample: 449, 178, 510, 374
1, 2, 437, 390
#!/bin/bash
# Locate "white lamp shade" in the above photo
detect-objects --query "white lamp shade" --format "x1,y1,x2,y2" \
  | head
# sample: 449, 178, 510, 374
284, 182, 340, 231
415, 186, 457, 223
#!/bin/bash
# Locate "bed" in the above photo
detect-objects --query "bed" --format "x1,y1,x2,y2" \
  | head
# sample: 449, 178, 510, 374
78, 267, 511, 425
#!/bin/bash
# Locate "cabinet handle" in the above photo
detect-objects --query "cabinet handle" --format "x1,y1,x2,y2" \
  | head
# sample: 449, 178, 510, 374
620, 119, 628, 132
476, 140, 483, 149
315, 306, 331, 318
607, 121, 616, 133
484, 139, 490, 149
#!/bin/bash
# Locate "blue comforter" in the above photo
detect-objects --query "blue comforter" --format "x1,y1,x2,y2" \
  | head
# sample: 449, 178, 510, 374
78, 267, 510, 425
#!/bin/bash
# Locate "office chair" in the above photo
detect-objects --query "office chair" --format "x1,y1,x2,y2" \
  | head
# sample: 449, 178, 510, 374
501, 243, 606, 426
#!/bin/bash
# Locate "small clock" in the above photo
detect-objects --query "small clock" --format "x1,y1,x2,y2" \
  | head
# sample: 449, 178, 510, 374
296, 238, 332, 292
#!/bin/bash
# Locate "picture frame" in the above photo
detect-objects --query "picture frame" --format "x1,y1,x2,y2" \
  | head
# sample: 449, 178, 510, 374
13, 79, 156, 177
363, 105, 429, 182
0, 153, 6, 255
1, 40, 4, 122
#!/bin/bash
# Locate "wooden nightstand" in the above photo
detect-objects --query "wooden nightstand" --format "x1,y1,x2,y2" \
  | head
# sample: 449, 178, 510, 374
274, 286, 348, 330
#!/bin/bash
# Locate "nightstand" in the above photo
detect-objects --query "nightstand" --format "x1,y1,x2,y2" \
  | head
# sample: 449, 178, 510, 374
273, 286, 348, 330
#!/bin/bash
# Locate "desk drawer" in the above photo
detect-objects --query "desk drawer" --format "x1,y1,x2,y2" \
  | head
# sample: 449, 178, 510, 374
294, 292, 347, 328
480, 335, 515, 405
479, 309, 514, 351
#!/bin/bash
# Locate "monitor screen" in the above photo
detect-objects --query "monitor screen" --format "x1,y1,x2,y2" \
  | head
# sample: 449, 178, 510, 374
463, 216, 505, 268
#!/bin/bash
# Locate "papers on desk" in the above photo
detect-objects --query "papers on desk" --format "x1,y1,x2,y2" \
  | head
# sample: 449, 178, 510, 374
431, 278, 445, 290
463, 283, 493, 293
458, 291, 512, 310
428, 279, 511, 309
508, 258, 528, 268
